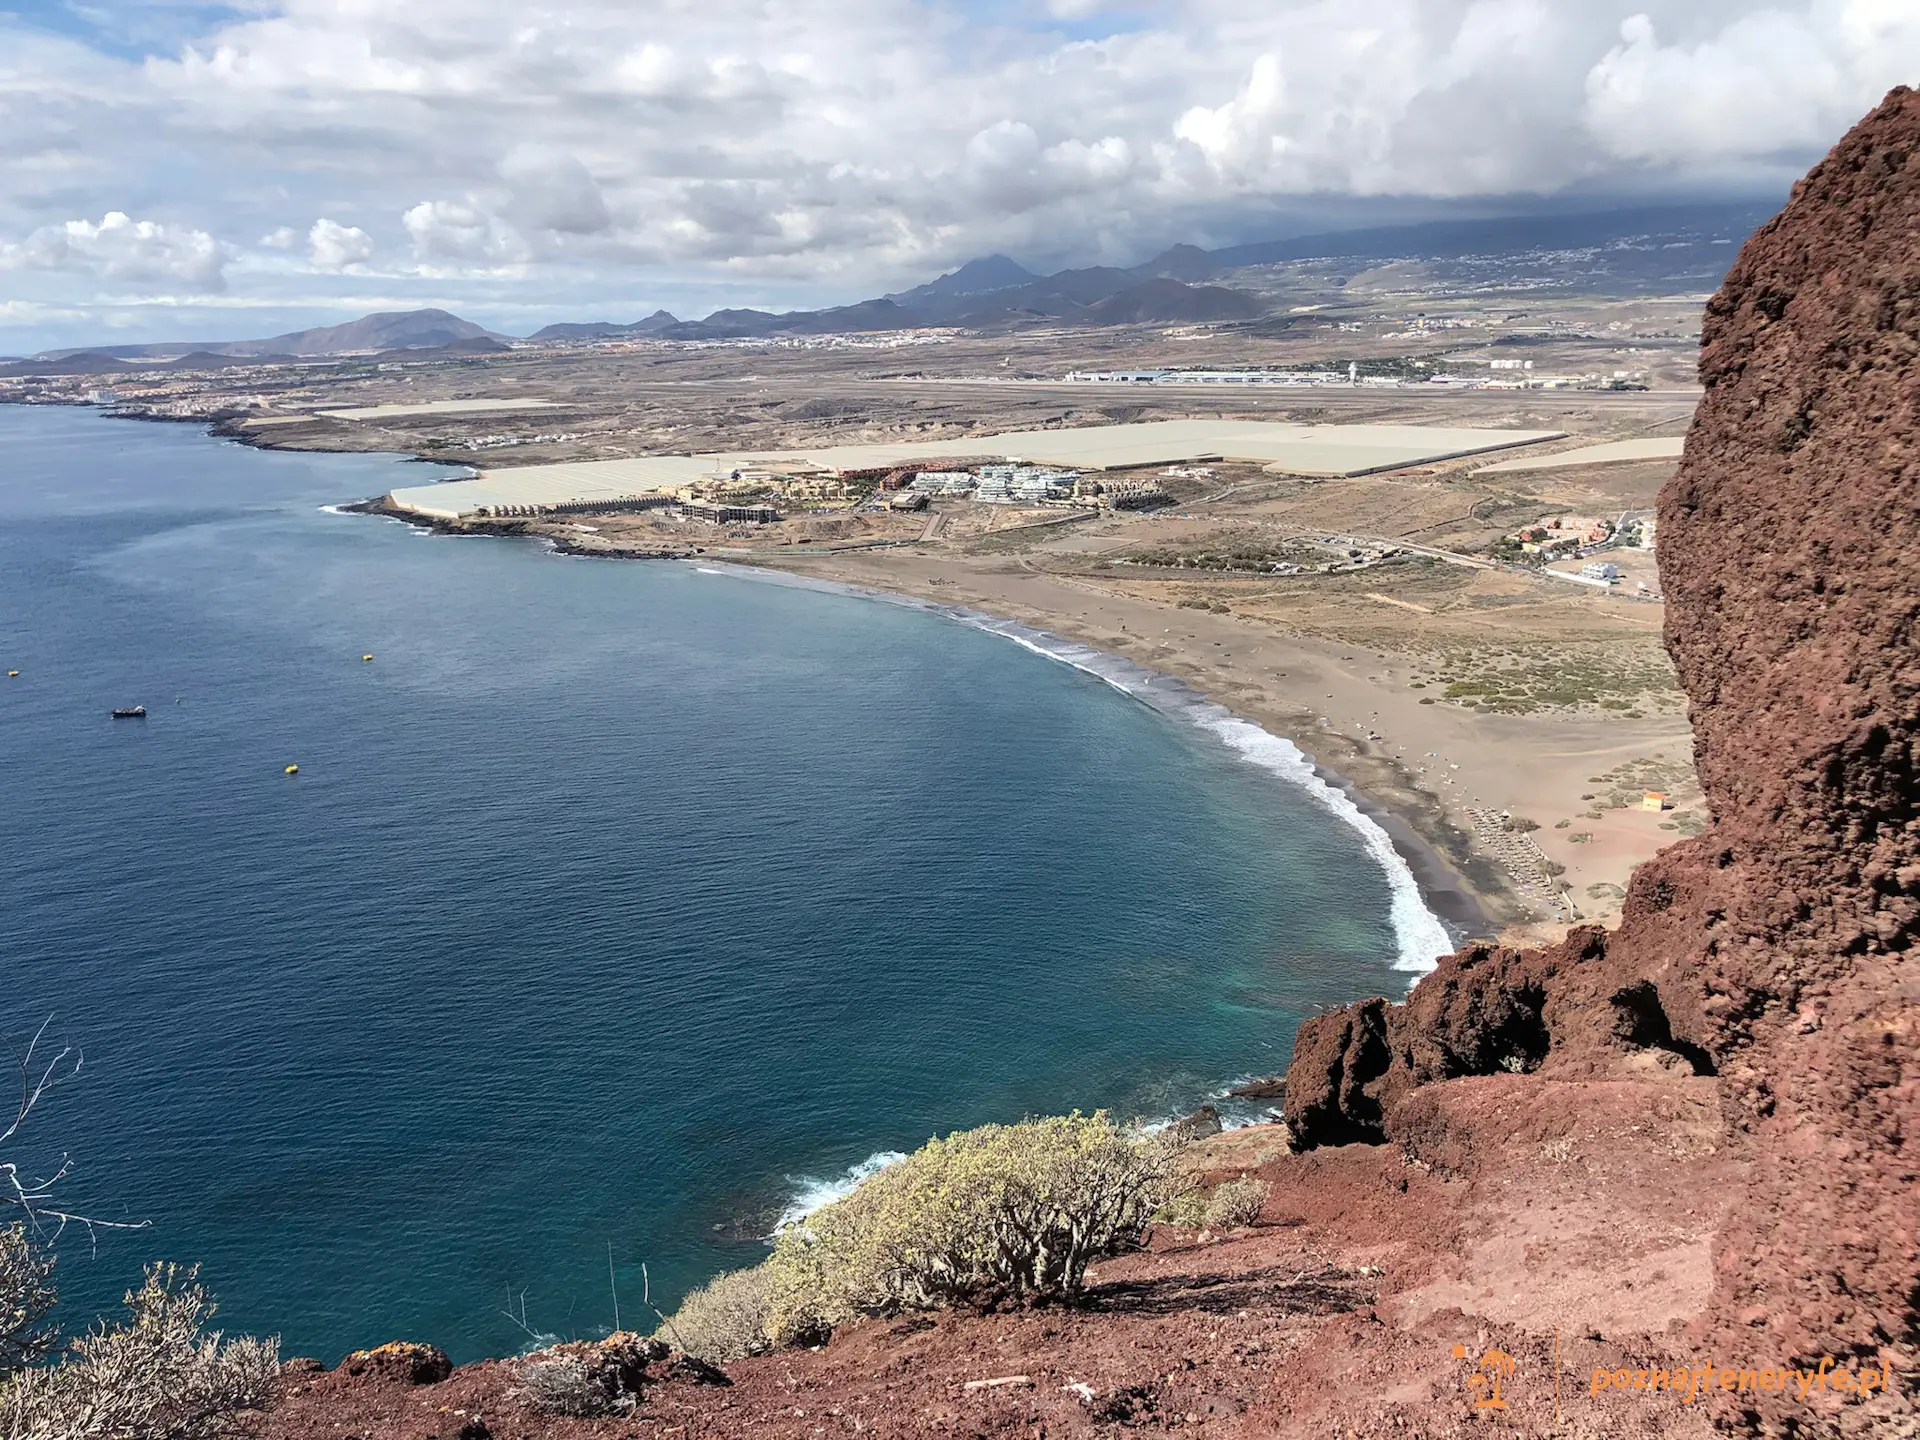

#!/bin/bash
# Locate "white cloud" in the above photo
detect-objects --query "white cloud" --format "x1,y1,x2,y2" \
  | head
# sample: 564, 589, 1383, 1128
0, 211, 229, 291
401, 199, 528, 267
1174, 52, 1289, 182
308, 217, 374, 271
0, 0, 1916, 337
1584, 6, 1920, 163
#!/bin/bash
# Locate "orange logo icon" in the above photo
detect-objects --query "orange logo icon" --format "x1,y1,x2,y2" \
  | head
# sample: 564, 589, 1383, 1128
1454, 1343, 1516, 1410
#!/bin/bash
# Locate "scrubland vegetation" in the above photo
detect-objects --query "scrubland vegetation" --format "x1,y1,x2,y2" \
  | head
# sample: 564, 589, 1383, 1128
651, 1112, 1265, 1368
1412, 640, 1683, 715
1, 1028, 276, 1440
0, 1250, 278, 1439
7, 1040, 1265, 1431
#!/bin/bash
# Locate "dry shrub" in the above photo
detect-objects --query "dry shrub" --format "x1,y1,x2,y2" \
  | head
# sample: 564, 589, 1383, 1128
658, 1267, 774, 1364
517, 1353, 617, 1417
1200, 1178, 1269, 1228
0, 1262, 279, 1440
0, 1228, 56, 1376
517, 1352, 631, 1417
759, 1112, 1179, 1345
1157, 1176, 1269, 1231
513, 1334, 662, 1417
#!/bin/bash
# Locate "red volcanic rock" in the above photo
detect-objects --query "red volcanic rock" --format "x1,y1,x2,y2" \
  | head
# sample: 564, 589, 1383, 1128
341, 1340, 454, 1385
1287, 85, 1920, 1431
1659, 83, 1920, 1415
1285, 926, 1712, 1150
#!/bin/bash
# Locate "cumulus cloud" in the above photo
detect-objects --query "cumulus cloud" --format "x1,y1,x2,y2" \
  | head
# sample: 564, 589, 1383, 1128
0, 211, 229, 291
308, 217, 374, 271
1585, 8, 1920, 163
498, 147, 612, 236
0, 0, 1917, 327
1174, 52, 1289, 183
402, 199, 528, 266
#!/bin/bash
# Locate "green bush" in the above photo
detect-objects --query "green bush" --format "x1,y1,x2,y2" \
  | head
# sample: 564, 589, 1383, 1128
1200, 1178, 1269, 1228
0, 1226, 56, 1376
1, 1029, 276, 1438
752, 1113, 1177, 1345
659, 1266, 775, 1364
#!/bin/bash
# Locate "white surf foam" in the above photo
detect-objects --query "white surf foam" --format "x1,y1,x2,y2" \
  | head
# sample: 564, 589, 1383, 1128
649, 563, 1455, 975
772, 1150, 906, 1233
949, 616, 1453, 975
1196, 714, 1453, 973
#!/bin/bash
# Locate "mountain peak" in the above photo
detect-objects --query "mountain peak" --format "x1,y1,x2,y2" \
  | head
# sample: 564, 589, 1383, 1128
253, 308, 502, 357
886, 254, 1041, 306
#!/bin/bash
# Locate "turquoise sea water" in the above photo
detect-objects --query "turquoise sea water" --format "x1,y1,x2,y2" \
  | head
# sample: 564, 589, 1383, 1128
1, 406, 1436, 1362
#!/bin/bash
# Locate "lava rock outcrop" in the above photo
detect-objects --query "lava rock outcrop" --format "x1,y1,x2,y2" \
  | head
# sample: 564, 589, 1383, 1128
1286, 86, 1920, 1432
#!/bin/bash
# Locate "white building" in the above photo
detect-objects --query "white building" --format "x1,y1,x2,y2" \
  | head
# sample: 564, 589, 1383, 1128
910, 471, 977, 494
973, 464, 1078, 504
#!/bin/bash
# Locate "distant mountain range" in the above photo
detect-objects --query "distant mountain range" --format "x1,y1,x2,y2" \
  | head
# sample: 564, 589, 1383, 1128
522, 199, 1772, 342
18, 200, 1777, 368
35, 308, 504, 364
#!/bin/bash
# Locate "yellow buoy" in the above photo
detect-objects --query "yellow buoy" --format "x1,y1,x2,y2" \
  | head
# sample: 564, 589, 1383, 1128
6, 670, 16, 678
284, 764, 299, 775
362, 654, 373, 662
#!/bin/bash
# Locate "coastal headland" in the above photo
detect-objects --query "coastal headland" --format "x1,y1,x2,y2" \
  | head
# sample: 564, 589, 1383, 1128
8, 217, 1727, 943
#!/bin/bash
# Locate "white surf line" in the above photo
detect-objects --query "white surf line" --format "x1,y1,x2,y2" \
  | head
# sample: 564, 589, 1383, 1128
675, 560, 1456, 974
949, 614, 1453, 975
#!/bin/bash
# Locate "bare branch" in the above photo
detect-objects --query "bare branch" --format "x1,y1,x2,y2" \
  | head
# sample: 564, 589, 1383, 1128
639, 1261, 691, 1354
0, 1018, 149, 1253
607, 1242, 621, 1333
501, 1287, 541, 1342
0, 1018, 73, 1151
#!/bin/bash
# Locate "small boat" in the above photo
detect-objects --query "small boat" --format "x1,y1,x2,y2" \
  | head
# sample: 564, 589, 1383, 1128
111, 706, 147, 719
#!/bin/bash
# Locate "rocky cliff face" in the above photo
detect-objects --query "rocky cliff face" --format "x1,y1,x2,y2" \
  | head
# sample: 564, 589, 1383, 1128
1287, 85, 1920, 1432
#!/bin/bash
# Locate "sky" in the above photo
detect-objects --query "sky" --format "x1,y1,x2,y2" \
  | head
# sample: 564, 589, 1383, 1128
1, 0, 1917, 351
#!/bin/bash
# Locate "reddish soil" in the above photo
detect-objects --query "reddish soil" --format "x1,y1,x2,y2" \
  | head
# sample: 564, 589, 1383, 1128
265, 1093, 1738, 1439
261, 88, 1919, 1440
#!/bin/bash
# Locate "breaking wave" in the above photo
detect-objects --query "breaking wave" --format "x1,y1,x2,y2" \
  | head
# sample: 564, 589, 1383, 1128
772, 1151, 907, 1234
949, 618, 1454, 974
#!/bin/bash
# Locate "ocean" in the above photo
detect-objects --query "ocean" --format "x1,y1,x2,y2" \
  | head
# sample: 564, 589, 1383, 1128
0, 405, 1446, 1362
